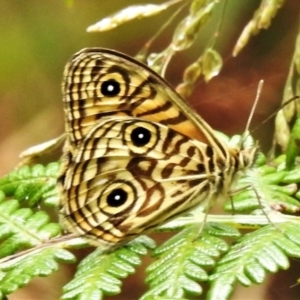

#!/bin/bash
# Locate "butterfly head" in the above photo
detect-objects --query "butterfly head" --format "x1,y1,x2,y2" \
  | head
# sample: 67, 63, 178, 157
235, 132, 259, 171
239, 144, 259, 171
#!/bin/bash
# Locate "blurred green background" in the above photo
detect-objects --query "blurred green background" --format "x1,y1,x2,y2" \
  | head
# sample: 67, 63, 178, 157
1, 1, 300, 299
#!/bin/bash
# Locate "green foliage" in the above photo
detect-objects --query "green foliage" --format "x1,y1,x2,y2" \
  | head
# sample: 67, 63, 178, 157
224, 153, 300, 214
141, 224, 239, 299
286, 117, 300, 169
0, 247, 75, 298
0, 200, 60, 258
208, 222, 300, 300
0, 163, 60, 207
62, 236, 155, 299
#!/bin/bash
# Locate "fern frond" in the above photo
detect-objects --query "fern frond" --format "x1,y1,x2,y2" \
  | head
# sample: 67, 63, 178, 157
208, 222, 300, 300
225, 154, 300, 214
0, 195, 61, 258
0, 246, 75, 297
0, 163, 60, 207
141, 223, 240, 299
61, 235, 155, 300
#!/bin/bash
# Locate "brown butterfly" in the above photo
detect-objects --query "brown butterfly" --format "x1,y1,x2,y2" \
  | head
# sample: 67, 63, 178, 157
57, 48, 257, 249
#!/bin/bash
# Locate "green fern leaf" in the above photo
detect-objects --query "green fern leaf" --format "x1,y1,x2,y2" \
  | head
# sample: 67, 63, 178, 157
208, 222, 300, 300
141, 223, 239, 299
0, 163, 60, 207
61, 236, 155, 300
0, 196, 61, 257
0, 247, 75, 297
225, 157, 300, 214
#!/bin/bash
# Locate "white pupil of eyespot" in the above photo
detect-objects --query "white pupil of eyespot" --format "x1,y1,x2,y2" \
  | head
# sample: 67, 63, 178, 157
114, 195, 121, 201
107, 85, 114, 92
138, 133, 144, 139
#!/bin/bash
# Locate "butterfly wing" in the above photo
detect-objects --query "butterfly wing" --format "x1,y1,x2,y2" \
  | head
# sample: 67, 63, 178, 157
59, 117, 218, 247
62, 48, 228, 162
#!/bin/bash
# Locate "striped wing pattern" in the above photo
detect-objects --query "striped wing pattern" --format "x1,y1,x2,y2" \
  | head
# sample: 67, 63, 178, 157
58, 48, 257, 248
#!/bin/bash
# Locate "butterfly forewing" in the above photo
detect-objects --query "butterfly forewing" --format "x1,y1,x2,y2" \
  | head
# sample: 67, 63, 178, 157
58, 47, 258, 249
62, 48, 228, 159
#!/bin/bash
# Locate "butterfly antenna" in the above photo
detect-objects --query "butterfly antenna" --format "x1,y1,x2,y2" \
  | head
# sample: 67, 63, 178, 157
239, 80, 264, 148
245, 80, 264, 133
250, 95, 300, 133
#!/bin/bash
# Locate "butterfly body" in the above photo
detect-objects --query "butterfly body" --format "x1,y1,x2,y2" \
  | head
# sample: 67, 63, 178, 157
58, 48, 257, 249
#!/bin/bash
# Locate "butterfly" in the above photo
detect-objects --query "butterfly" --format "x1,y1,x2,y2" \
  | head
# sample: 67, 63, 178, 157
57, 48, 258, 249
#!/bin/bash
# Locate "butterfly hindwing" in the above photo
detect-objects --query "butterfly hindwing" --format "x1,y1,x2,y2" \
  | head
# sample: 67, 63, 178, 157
60, 117, 216, 246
